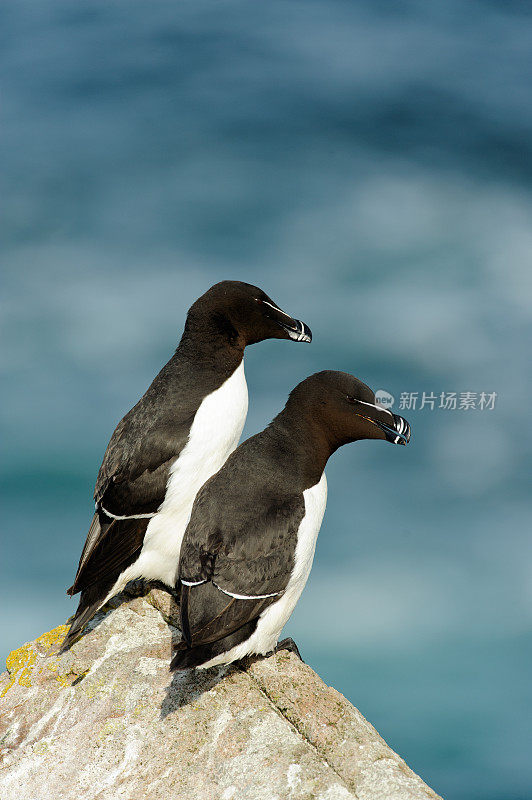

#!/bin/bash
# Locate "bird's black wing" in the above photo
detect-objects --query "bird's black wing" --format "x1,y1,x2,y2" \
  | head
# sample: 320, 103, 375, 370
69, 399, 196, 597
94, 411, 197, 515
178, 487, 305, 650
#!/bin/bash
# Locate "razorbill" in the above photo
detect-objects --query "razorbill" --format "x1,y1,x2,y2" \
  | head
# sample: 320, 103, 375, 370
171, 370, 411, 671
61, 280, 312, 651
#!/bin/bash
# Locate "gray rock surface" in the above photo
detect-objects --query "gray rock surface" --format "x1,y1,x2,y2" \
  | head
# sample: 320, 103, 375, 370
0, 585, 442, 800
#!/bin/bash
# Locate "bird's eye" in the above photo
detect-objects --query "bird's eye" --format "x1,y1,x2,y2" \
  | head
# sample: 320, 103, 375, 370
346, 395, 357, 403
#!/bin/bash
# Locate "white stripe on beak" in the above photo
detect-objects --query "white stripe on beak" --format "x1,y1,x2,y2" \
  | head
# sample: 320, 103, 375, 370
261, 300, 293, 320
357, 399, 394, 419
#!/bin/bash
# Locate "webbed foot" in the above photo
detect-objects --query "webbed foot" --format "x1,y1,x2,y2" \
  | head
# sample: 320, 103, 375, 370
274, 637, 304, 662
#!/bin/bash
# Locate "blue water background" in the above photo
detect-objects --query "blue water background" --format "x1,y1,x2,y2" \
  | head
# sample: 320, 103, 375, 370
2, 3, 532, 798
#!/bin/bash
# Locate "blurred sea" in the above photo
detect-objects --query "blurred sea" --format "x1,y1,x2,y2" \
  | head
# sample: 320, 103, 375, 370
1, 2, 532, 798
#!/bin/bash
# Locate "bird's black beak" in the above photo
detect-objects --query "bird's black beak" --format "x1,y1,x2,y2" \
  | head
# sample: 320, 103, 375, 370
354, 401, 411, 445
260, 300, 312, 343
375, 413, 411, 445
280, 318, 312, 343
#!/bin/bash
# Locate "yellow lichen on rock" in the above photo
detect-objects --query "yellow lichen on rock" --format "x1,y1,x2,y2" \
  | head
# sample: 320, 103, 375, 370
1, 678, 15, 697
1, 625, 76, 697
6, 643, 36, 676
35, 624, 69, 652
2, 643, 37, 696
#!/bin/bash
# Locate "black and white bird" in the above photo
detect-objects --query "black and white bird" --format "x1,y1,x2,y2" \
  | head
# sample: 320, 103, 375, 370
62, 281, 311, 651
172, 370, 411, 671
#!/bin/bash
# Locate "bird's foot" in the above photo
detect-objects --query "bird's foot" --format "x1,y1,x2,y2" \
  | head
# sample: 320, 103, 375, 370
236, 637, 304, 671
274, 637, 304, 662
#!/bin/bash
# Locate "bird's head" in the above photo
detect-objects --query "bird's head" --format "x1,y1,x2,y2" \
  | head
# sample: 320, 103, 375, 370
187, 281, 312, 349
288, 370, 411, 451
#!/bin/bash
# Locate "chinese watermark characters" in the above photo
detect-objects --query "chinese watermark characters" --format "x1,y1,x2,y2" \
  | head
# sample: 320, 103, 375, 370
396, 391, 497, 411
375, 389, 498, 411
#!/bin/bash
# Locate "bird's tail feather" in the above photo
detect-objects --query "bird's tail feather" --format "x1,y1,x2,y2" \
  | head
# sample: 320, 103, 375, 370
170, 619, 258, 671
67, 512, 109, 596
59, 580, 115, 653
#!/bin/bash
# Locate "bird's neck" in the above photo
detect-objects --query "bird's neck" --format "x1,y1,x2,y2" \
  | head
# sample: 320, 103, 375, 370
263, 410, 334, 492
175, 311, 245, 378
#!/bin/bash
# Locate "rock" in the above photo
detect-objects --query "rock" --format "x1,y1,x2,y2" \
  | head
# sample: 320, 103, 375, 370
0, 588, 441, 800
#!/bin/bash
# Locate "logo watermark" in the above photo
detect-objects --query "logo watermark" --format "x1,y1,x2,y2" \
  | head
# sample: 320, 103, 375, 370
376, 391, 497, 411
375, 389, 395, 409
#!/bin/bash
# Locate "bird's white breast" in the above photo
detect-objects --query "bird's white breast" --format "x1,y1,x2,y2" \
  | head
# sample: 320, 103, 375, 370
289, 472, 329, 593
136, 360, 249, 586
161, 359, 248, 512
